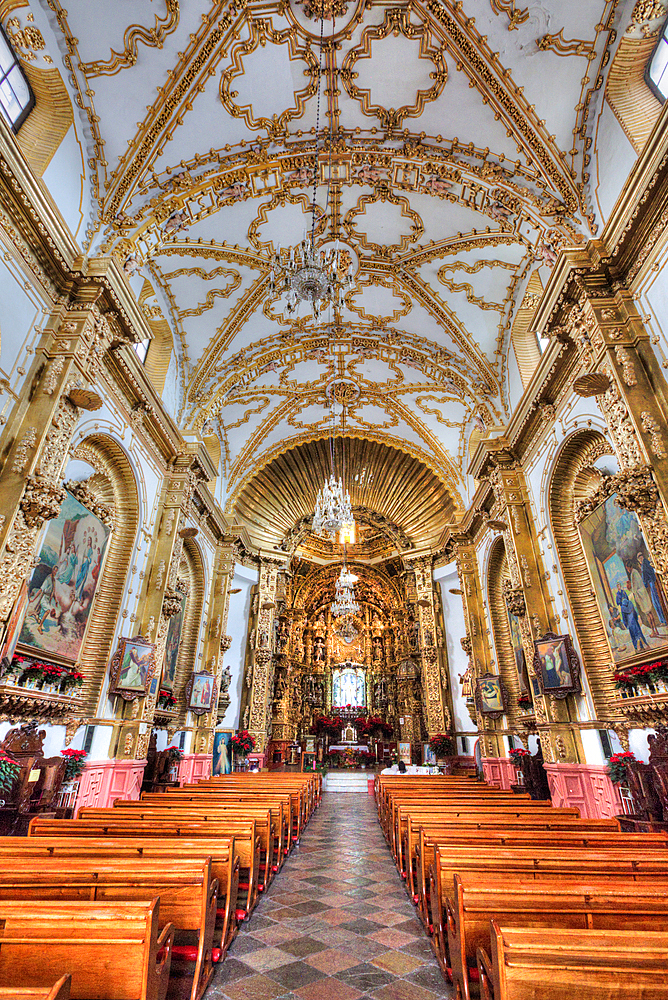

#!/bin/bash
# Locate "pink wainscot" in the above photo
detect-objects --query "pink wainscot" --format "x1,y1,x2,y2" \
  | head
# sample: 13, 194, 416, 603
544, 762, 622, 819
481, 756, 518, 791
178, 752, 212, 785
74, 758, 146, 812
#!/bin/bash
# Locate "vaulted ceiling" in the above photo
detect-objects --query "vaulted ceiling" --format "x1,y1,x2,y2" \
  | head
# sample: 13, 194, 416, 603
36, 0, 624, 551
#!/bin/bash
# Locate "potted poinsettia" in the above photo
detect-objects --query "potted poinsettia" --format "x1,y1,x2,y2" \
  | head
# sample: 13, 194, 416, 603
61, 670, 85, 696
41, 663, 65, 694
607, 750, 636, 784
61, 748, 88, 782
0, 750, 20, 804
20, 660, 45, 689
158, 689, 177, 710
230, 730, 255, 761
429, 733, 454, 763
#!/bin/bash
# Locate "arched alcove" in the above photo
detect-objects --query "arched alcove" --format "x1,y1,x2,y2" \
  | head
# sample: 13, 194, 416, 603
548, 429, 617, 717
69, 433, 140, 717
173, 534, 206, 708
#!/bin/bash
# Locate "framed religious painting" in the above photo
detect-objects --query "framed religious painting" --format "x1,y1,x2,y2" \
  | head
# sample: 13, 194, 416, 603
161, 596, 186, 692
579, 492, 668, 664
533, 631, 580, 699
109, 635, 156, 701
213, 729, 234, 775
16, 489, 112, 665
476, 673, 506, 718
186, 671, 217, 716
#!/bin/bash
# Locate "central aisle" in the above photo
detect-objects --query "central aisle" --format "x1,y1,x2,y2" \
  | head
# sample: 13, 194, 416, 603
209, 791, 454, 1000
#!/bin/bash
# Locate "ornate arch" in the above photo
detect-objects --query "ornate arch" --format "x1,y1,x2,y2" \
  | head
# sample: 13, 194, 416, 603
69, 433, 140, 718
487, 535, 521, 726
547, 429, 619, 718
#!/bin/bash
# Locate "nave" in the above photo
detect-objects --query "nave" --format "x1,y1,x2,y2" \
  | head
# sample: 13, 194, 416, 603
211, 791, 451, 1000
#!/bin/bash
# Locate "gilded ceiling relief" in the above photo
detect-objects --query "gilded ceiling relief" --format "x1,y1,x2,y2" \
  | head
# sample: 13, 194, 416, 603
339, 7, 447, 130
343, 188, 424, 255
220, 17, 320, 136
80, 0, 180, 77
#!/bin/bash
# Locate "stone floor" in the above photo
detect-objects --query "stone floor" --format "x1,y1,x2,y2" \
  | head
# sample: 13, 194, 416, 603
205, 790, 455, 1000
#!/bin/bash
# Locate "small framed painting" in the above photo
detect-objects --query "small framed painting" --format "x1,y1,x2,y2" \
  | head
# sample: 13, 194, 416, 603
398, 742, 411, 764
213, 730, 234, 775
476, 673, 506, 719
533, 631, 581, 699
110, 636, 155, 701
185, 671, 217, 716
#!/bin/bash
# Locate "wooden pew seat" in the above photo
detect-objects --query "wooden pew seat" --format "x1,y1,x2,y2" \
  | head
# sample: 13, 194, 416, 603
0, 856, 224, 1000
478, 923, 668, 1000
0, 899, 173, 1000
448, 875, 668, 1000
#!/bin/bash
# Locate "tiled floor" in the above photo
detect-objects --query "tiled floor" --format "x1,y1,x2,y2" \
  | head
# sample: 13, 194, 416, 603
206, 791, 454, 1000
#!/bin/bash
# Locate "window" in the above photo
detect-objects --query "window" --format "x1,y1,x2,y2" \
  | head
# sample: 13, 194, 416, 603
0, 27, 34, 131
647, 18, 668, 101
82, 725, 95, 755
598, 729, 614, 760
133, 339, 150, 364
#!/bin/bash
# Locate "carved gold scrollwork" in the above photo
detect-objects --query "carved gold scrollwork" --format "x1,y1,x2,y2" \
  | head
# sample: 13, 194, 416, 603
81, 0, 180, 78
220, 18, 320, 138
340, 7, 446, 130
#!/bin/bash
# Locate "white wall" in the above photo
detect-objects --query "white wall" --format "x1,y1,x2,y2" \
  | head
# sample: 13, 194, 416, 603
434, 561, 475, 741
220, 562, 258, 729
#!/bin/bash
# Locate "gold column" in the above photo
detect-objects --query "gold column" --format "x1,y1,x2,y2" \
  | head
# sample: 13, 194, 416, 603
0, 298, 119, 624
247, 557, 282, 753
485, 454, 583, 764
411, 555, 450, 737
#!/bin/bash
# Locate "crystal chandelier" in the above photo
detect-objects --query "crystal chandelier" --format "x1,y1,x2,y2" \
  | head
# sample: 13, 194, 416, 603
269, 239, 353, 321
331, 565, 360, 618
313, 475, 353, 540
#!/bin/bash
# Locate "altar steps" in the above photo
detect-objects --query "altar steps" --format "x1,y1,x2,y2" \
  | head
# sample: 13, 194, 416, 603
325, 770, 370, 793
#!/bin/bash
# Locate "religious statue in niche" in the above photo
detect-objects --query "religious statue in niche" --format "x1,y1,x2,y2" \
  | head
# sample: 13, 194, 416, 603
372, 636, 384, 662
313, 635, 326, 662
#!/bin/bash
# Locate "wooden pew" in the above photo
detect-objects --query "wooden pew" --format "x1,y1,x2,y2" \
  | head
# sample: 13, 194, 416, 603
136, 793, 290, 865
0, 899, 173, 1000
28, 818, 261, 916
409, 819, 646, 924
189, 781, 305, 840
11, 833, 244, 940
198, 773, 321, 821
430, 845, 668, 974
392, 801, 582, 869
0, 976, 71, 1000
477, 923, 668, 1000
0, 856, 221, 1000
83, 805, 280, 890
448, 875, 668, 1000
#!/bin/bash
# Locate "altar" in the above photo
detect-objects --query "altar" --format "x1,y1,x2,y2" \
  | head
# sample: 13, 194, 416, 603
329, 744, 371, 754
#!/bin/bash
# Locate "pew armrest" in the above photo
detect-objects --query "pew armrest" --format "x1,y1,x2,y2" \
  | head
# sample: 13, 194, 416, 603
477, 947, 494, 1000
155, 921, 175, 1000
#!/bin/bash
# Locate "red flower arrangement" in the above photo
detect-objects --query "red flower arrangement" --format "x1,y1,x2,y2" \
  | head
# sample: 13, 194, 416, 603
509, 747, 530, 762
166, 745, 183, 761
428, 733, 453, 757
614, 659, 668, 693
517, 694, 532, 708
61, 748, 88, 781
313, 715, 344, 736
231, 730, 256, 756
608, 750, 636, 784
158, 689, 177, 708
62, 670, 84, 691
42, 664, 64, 680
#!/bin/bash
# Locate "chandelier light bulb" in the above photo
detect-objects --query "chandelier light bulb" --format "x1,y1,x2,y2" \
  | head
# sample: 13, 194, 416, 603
270, 235, 354, 321
313, 475, 353, 540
